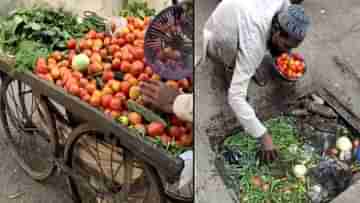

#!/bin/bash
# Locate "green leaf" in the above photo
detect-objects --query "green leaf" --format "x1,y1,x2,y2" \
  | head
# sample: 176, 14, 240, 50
13, 15, 24, 25
29, 22, 41, 30
43, 30, 56, 37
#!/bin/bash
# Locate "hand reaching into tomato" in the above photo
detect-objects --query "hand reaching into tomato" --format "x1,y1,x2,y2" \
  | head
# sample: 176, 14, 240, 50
140, 80, 180, 114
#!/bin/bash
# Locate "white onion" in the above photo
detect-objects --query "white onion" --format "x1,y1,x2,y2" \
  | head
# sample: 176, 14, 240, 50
336, 136, 352, 152
293, 164, 307, 178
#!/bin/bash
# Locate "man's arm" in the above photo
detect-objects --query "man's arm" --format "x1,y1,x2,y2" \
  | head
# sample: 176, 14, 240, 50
280, 0, 291, 11
139, 81, 193, 123
228, 60, 267, 138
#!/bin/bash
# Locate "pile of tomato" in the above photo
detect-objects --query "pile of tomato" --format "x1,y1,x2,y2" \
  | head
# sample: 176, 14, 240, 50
34, 16, 193, 148
275, 53, 305, 80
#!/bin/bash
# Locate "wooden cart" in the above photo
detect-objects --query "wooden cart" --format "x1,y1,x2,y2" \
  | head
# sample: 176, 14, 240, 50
0, 56, 186, 203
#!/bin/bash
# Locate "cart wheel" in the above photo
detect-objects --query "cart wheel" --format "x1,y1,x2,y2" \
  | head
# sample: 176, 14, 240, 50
0, 77, 58, 181
45, 99, 75, 145
64, 124, 165, 203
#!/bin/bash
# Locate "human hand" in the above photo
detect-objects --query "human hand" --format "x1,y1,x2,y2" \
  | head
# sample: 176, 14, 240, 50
256, 133, 279, 164
139, 80, 180, 114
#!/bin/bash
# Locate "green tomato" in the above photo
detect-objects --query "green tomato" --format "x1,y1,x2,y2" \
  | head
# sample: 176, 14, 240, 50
72, 54, 89, 72
118, 116, 129, 126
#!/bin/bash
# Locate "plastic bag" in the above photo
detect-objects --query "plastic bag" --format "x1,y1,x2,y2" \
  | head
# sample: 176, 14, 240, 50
106, 16, 128, 37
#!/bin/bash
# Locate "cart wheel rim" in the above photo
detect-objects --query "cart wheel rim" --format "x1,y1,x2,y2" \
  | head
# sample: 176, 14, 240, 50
64, 124, 165, 203
0, 78, 57, 181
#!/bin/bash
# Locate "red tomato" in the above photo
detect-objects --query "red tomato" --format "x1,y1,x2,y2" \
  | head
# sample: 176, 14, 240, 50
120, 81, 131, 95
147, 122, 165, 137
112, 58, 122, 70
170, 115, 183, 126
127, 16, 135, 24
114, 92, 127, 101
133, 40, 144, 48
87, 30, 97, 39
82, 94, 91, 103
121, 61, 132, 73
83, 49, 93, 57
132, 47, 144, 60
117, 38, 126, 46
67, 38, 77, 49
127, 24, 135, 33
96, 32, 105, 39
168, 126, 182, 139
178, 79, 190, 89
103, 63, 112, 71
86, 83, 97, 94
111, 38, 119, 45
160, 134, 172, 145
90, 95, 101, 107
99, 49, 108, 58
104, 37, 111, 46
121, 52, 134, 62
35, 64, 48, 74
108, 45, 120, 55
113, 51, 122, 59
69, 84, 80, 96
79, 39, 87, 50
71, 72, 82, 81
124, 73, 134, 81
101, 94, 113, 108
128, 112, 143, 125
102, 71, 114, 82
109, 97, 122, 111
179, 134, 193, 147
138, 73, 149, 81
68, 50, 76, 62
130, 61, 144, 76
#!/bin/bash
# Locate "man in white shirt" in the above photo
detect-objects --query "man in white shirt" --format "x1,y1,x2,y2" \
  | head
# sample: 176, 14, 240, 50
203, 1, 310, 162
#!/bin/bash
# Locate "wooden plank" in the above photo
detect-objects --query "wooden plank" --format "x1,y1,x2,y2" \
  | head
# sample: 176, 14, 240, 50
317, 87, 360, 133
0, 57, 184, 180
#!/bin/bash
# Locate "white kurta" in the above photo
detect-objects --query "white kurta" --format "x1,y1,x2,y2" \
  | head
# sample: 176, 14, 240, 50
203, 0, 290, 138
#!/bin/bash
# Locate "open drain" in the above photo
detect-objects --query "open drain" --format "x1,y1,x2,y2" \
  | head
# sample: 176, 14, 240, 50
216, 93, 360, 203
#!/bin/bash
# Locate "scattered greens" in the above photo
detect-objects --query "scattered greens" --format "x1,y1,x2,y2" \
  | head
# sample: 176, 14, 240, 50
151, 137, 188, 157
119, 0, 156, 19
222, 117, 319, 203
14, 41, 48, 72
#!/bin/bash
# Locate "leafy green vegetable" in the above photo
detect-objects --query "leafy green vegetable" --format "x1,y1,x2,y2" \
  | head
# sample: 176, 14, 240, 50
14, 41, 48, 72
119, 0, 156, 19
0, 6, 104, 56
222, 117, 316, 203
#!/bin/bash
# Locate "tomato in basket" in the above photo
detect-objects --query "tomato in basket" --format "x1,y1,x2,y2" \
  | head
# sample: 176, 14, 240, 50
276, 53, 305, 80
